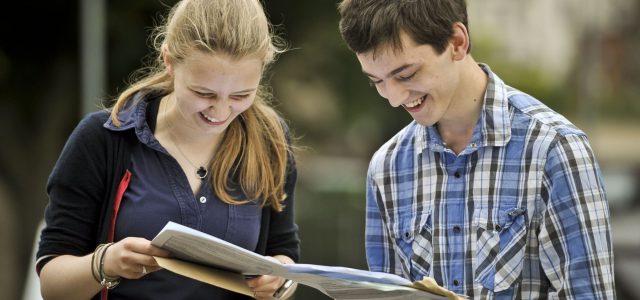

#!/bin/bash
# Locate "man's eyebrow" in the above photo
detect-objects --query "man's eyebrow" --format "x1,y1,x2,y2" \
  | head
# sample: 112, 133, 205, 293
362, 64, 413, 79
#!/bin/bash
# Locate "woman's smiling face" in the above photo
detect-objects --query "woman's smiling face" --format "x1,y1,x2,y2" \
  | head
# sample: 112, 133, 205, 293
168, 50, 263, 136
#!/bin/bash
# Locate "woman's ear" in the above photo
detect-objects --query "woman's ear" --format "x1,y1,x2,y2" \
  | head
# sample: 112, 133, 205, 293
161, 44, 174, 76
450, 22, 470, 61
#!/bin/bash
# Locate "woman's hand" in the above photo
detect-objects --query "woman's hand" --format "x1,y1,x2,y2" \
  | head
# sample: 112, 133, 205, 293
102, 237, 171, 279
246, 255, 296, 299
246, 275, 287, 299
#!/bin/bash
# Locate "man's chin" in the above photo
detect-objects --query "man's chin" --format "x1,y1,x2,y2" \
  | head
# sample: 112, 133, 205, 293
413, 118, 435, 127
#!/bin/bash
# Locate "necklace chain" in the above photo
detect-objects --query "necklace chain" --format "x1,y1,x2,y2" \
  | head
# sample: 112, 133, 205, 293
164, 99, 210, 180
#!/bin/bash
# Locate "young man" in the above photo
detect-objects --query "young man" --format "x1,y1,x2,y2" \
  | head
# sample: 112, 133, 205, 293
338, 0, 615, 299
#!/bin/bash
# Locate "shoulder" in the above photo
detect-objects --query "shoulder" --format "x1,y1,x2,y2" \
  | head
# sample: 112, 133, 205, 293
76, 110, 111, 132
66, 110, 135, 154
64, 111, 111, 146
506, 87, 585, 139
505, 88, 598, 165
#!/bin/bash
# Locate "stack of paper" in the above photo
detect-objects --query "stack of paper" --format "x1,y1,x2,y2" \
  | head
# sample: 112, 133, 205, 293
151, 221, 465, 300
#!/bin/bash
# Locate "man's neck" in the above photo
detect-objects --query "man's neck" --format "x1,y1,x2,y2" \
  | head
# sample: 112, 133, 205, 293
437, 58, 488, 154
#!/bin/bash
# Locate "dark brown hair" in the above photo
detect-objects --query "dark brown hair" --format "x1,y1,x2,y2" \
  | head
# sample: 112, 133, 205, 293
338, 0, 469, 55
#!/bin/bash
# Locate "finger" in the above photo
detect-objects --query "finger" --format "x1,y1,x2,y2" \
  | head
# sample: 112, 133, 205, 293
253, 290, 275, 300
259, 275, 281, 286
144, 265, 163, 273
254, 289, 282, 300
124, 250, 160, 268
122, 237, 171, 258
246, 275, 276, 288
245, 276, 259, 288
117, 238, 167, 268
124, 262, 162, 279
106, 243, 159, 278
248, 275, 284, 293
141, 244, 172, 258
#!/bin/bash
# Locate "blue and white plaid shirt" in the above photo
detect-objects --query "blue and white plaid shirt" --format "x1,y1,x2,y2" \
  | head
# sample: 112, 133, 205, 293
365, 64, 615, 299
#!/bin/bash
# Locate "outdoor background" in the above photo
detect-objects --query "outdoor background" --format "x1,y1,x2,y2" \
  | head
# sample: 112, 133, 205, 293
1, 0, 639, 299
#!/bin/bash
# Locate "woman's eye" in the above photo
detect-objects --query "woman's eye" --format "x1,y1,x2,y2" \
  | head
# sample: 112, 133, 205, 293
231, 94, 250, 100
194, 91, 215, 98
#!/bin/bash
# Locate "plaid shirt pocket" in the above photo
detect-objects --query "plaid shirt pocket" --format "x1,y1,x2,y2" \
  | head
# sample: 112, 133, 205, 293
474, 207, 527, 292
410, 211, 434, 278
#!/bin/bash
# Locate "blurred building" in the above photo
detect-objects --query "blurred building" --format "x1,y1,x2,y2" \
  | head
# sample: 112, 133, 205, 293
468, 0, 635, 82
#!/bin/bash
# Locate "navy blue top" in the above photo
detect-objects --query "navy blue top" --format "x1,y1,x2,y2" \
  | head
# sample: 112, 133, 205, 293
110, 95, 262, 299
37, 90, 299, 300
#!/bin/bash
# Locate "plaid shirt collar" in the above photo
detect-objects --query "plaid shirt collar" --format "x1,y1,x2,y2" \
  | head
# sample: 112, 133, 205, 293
416, 64, 511, 156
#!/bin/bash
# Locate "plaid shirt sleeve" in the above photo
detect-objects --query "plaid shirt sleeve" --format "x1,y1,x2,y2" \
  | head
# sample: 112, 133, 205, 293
539, 133, 615, 299
365, 156, 406, 277
365, 169, 387, 273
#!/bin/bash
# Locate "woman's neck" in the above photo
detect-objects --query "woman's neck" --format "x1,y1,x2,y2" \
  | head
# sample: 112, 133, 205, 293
156, 94, 220, 165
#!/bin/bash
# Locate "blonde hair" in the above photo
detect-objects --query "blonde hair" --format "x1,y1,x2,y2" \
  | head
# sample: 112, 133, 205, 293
109, 0, 291, 211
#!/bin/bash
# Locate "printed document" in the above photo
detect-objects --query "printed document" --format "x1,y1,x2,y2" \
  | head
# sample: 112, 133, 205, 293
151, 221, 464, 300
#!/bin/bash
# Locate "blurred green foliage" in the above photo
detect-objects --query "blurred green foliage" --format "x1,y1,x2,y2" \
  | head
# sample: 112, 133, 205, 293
2, 1, 638, 299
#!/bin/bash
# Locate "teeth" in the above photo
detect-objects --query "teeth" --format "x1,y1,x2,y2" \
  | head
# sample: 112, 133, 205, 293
404, 96, 424, 108
201, 112, 222, 122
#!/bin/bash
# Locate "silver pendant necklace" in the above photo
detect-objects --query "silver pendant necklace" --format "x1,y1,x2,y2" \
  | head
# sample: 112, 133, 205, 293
164, 100, 211, 180
169, 135, 209, 180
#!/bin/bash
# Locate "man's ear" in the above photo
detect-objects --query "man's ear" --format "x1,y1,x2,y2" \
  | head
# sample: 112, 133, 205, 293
450, 22, 470, 61
161, 44, 174, 76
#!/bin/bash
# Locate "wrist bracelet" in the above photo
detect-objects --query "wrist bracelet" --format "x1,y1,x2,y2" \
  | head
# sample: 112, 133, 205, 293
273, 279, 294, 299
98, 243, 121, 289
91, 244, 105, 283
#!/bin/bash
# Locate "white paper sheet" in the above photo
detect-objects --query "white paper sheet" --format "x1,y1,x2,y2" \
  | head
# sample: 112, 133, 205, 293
151, 221, 288, 276
151, 221, 459, 300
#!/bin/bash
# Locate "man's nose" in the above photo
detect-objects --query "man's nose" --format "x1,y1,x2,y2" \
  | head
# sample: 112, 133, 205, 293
379, 81, 408, 108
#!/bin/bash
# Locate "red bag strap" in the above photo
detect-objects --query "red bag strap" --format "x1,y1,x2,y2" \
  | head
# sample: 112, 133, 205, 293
108, 169, 131, 242
101, 169, 132, 300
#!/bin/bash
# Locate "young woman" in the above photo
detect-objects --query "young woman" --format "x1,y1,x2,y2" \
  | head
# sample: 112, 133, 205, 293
36, 0, 299, 299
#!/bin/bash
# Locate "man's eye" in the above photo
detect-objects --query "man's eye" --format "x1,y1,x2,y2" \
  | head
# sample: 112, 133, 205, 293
398, 72, 416, 81
368, 79, 382, 86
